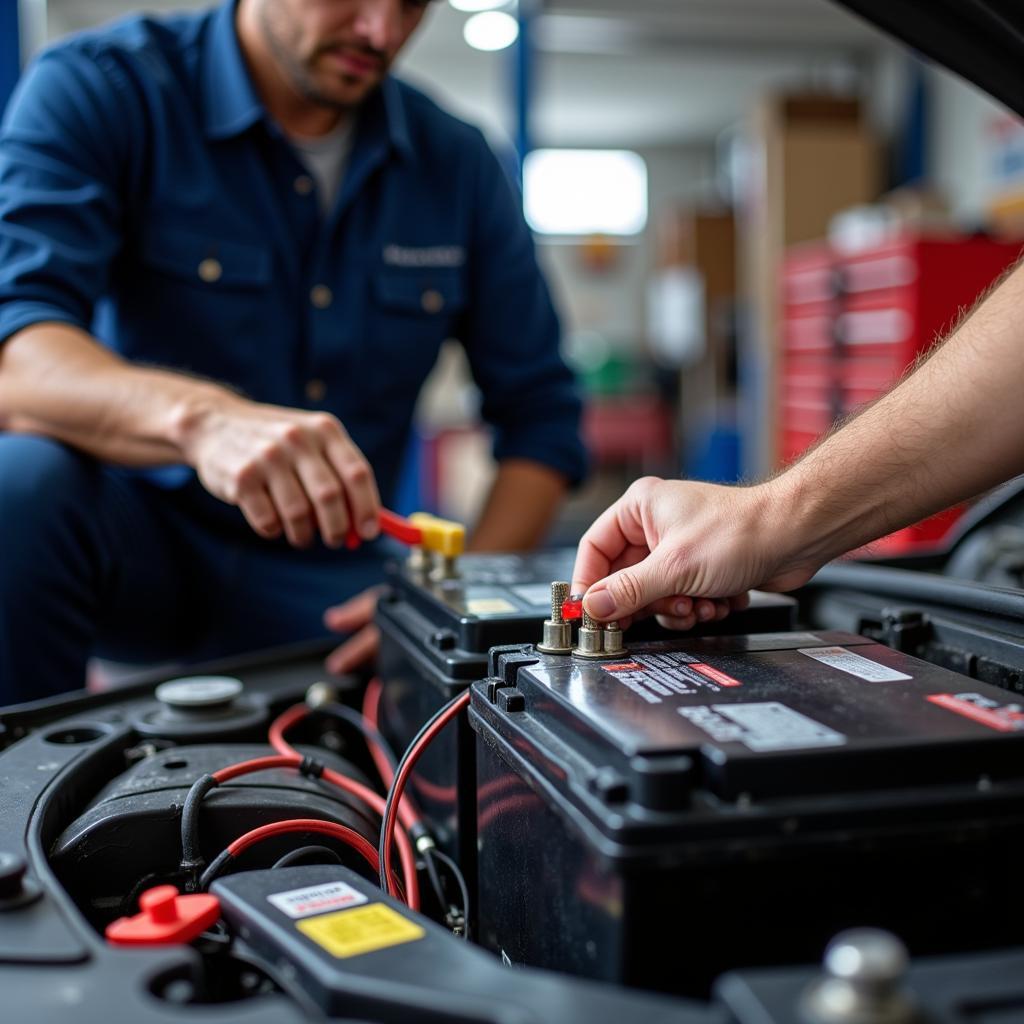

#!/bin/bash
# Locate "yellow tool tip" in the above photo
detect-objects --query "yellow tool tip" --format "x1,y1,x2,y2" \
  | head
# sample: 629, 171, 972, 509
409, 512, 466, 558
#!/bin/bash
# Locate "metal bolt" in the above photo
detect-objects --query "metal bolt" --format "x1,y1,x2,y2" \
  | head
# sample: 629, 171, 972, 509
430, 554, 460, 582
537, 581, 573, 654
574, 611, 605, 658
604, 620, 626, 656
550, 581, 570, 623
406, 546, 430, 573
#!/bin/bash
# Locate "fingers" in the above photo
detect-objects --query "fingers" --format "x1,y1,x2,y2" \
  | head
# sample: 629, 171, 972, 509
325, 623, 380, 676
323, 587, 383, 633
265, 464, 315, 548
294, 450, 351, 548
323, 427, 381, 542
571, 491, 648, 596
582, 548, 677, 622
237, 485, 282, 540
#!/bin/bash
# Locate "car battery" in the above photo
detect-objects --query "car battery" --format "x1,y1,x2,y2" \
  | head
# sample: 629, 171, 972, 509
374, 550, 796, 900
470, 630, 1024, 997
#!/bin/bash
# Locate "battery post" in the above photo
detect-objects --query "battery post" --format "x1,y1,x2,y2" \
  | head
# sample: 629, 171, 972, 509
540, 583, 629, 658
537, 581, 574, 654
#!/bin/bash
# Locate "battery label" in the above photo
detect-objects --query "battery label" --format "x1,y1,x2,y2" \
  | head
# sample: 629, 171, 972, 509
297, 902, 425, 959
602, 651, 745, 703
927, 692, 1024, 732
679, 701, 847, 752
798, 646, 912, 682
267, 880, 368, 919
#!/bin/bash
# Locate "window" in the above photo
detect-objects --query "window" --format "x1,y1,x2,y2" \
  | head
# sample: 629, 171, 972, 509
523, 149, 648, 237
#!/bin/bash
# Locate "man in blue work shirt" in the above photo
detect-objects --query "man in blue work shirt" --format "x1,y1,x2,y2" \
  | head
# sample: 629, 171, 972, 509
0, 0, 585, 704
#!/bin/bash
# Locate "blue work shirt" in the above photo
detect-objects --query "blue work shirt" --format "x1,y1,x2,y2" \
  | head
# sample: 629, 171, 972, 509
0, 1, 585, 517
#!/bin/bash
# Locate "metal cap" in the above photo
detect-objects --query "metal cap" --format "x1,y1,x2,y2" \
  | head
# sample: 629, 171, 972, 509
825, 929, 908, 987
800, 928, 917, 1024
155, 676, 243, 710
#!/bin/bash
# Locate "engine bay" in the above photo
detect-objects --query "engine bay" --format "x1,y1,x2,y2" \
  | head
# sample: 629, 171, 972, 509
4, 550, 1024, 1023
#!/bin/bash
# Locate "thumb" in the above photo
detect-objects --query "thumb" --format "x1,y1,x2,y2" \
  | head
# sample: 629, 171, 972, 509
582, 550, 674, 622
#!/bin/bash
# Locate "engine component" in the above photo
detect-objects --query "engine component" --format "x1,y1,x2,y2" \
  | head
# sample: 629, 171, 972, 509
471, 631, 1024, 996
131, 675, 267, 741
51, 743, 378, 928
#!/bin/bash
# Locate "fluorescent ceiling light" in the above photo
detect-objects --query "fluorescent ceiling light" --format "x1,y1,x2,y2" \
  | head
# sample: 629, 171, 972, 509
463, 11, 519, 52
524, 149, 649, 236
449, 0, 509, 11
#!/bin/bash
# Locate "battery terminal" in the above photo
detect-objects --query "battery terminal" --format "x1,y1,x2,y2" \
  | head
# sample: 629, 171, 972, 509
537, 581, 574, 654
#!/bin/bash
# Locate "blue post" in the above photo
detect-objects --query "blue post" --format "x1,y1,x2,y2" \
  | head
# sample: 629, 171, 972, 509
0, 0, 21, 116
512, 0, 535, 181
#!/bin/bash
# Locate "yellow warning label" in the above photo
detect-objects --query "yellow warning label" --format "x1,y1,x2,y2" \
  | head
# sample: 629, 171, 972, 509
466, 597, 516, 615
297, 903, 425, 959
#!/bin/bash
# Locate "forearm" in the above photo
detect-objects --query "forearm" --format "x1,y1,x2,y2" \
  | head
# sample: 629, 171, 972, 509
0, 321, 229, 465
468, 458, 567, 551
770, 259, 1024, 568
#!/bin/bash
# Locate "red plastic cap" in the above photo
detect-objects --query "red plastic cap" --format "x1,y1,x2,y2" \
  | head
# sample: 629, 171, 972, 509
105, 885, 220, 946
561, 597, 584, 621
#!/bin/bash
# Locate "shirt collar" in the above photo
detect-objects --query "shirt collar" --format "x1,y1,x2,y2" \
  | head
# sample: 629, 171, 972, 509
201, 0, 264, 140
202, 0, 414, 161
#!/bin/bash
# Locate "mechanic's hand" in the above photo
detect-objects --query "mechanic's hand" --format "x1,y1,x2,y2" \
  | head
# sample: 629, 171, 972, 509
181, 394, 381, 548
571, 477, 819, 629
323, 587, 382, 676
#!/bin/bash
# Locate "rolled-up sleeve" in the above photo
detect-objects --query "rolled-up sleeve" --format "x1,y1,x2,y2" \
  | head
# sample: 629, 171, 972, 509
0, 46, 135, 344
458, 134, 587, 486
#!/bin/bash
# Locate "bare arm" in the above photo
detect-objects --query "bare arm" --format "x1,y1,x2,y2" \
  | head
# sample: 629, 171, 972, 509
468, 458, 568, 552
572, 259, 1024, 623
0, 321, 381, 548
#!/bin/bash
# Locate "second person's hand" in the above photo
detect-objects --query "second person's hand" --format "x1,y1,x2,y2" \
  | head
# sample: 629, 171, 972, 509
571, 476, 820, 629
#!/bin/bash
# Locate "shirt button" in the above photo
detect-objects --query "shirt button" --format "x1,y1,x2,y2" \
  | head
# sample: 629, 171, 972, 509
421, 288, 444, 313
305, 379, 327, 402
198, 258, 222, 283
294, 174, 314, 196
310, 284, 333, 309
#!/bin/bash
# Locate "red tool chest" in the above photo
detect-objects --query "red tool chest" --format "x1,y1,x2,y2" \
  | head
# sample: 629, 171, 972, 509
779, 233, 1023, 554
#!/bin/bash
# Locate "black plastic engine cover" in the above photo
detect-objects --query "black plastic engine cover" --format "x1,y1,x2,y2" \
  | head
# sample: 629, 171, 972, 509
51, 744, 378, 928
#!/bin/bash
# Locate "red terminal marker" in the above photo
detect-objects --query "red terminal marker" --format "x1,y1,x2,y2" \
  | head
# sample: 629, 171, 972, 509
346, 508, 425, 551
105, 885, 220, 947
561, 597, 584, 621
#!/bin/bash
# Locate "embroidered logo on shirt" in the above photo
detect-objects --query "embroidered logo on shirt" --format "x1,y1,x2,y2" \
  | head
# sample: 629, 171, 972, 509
383, 244, 465, 268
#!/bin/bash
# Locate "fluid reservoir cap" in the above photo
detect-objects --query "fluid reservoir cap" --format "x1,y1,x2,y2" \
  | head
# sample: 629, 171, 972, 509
105, 885, 221, 946
156, 676, 244, 710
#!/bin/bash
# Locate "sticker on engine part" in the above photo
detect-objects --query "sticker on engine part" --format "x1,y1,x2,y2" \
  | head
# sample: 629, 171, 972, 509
466, 597, 517, 615
297, 902, 425, 958
602, 651, 744, 702
927, 692, 1024, 733
797, 646, 912, 682
510, 583, 555, 607
267, 880, 368, 919
678, 701, 846, 752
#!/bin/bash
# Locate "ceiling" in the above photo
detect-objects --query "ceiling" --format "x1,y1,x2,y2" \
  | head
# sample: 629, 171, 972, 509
41, 0, 896, 148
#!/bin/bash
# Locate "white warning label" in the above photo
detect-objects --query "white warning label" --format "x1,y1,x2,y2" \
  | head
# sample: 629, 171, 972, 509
679, 701, 846, 751
267, 881, 368, 919
798, 646, 911, 682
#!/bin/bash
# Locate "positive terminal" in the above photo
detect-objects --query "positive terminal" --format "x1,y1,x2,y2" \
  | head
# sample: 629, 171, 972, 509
538, 581, 573, 654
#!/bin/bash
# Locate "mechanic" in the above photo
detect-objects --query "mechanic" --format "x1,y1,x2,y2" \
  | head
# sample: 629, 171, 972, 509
573, 257, 1024, 627
0, 0, 585, 704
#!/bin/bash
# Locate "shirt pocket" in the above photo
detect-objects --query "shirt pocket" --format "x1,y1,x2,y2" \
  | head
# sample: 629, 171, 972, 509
365, 269, 467, 400
139, 225, 272, 290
